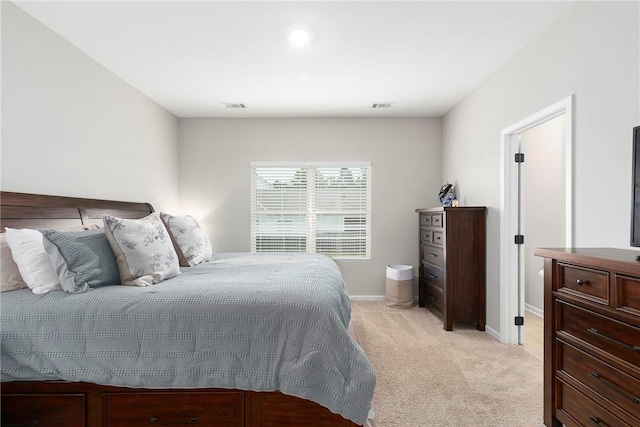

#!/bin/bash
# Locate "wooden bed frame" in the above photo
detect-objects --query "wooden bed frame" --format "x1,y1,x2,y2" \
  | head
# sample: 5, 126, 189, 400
0, 191, 362, 427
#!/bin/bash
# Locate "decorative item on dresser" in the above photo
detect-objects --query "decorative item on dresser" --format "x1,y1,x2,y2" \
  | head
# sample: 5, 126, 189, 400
415, 207, 486, 331
534, 248, 640, 427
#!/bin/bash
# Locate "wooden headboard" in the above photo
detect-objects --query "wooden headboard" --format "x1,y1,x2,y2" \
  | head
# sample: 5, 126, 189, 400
0, 191, 155, 231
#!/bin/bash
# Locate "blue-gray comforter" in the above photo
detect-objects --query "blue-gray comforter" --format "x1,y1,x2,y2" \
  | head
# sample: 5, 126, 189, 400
1, 253, 375, 425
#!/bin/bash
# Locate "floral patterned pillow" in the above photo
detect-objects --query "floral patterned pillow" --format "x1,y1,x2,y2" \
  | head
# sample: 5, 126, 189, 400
103, 213, 180, 286
160, 212, 213, 267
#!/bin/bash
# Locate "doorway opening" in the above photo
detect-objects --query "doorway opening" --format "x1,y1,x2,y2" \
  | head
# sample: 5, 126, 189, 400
519, 114, 566, 359
499, 95, 573, 345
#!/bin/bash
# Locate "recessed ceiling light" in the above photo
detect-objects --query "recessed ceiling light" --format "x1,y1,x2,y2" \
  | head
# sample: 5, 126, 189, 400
289, 28, 311, 47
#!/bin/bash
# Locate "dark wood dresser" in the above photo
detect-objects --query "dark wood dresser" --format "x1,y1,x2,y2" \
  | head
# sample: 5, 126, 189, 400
534, 248, 640, 427
416, 207, 486, 331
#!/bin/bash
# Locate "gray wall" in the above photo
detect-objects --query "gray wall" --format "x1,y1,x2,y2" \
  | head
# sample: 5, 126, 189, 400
442, 1, 639, 333
1, 2, 180, 211
178, 118, 442, 296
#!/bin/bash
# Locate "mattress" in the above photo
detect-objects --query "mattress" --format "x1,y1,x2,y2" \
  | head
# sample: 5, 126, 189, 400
1, 252, 375, 425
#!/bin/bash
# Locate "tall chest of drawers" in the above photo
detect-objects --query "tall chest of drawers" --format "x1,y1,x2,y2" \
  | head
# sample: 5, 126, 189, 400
416, 207, 486, 331
535, 248, 640, 427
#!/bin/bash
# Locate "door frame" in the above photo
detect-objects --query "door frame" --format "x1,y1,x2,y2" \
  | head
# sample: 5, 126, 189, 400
499, 95, 573, 344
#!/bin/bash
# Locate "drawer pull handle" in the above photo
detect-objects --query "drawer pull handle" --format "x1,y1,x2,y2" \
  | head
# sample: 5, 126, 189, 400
150, 416, 198, 425
587, 328, 640, 352
589, 416, 612, 427
576, 279, 586, 286
428, 253, 438, 258
427, 273, 438, 279
591, 372, 640, 404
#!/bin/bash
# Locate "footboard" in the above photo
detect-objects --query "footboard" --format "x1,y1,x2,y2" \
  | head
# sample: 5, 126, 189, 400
1, 382, 360, 427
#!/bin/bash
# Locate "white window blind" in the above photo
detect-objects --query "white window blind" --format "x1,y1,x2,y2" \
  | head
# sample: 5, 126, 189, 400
251, 163, 371, 259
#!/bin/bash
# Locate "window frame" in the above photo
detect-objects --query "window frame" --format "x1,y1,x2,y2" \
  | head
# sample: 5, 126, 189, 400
250, 162, 371, 260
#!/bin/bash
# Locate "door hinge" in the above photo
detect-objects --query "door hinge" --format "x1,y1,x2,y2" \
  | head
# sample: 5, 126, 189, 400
515, 316, 524, 326
514, 235, 524, 245
515, 153, 525, 163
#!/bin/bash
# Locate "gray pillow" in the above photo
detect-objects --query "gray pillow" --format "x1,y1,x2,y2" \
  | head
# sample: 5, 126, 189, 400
41, 229, 120, 293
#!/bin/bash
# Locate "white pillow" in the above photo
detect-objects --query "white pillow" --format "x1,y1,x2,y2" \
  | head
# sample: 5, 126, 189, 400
4, 228, 62, 294
160, 212, 213, 267
103, 213, 180, 287
0, 233, 28, 292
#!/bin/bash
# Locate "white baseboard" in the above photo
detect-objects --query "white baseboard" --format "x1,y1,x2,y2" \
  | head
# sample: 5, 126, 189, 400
485, 325, 501, 342
525, 304, 543, 318
350, 295, 385, 301
350, 295, 420, 302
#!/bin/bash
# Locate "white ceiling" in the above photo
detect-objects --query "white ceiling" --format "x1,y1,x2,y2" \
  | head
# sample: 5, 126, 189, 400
14, 1, 575, 118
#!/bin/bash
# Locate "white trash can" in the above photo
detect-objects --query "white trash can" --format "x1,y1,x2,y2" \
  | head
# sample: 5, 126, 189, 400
385, 265, 416, 309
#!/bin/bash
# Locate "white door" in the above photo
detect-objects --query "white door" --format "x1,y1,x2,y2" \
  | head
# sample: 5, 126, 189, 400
519, 114, 566, 348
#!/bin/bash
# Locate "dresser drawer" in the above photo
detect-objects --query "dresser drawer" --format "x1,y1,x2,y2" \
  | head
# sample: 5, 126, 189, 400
432, 231, 444, 246
422, 264, 444, 290
420, 229, 433, 243
431, 213, 443, 227
558, 263, 609, 305
616, 274, 640, 317
422, 245, 444, 268
425, 283, 444, 314
104, 392, 244, 427
559, 342, 640, 417
558, 301, 640, 368
558, 383, 631, 427
420, 213, 431, 227
1, 393, 85, 426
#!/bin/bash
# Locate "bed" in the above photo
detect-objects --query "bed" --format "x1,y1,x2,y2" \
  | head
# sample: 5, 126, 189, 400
0, 191, 375, 427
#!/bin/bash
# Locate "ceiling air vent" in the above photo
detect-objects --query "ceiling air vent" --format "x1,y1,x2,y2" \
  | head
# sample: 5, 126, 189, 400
371, 102, 394, 109
223, 103, 247, 109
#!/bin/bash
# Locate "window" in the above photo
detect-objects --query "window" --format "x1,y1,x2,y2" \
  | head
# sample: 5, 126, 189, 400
251, 163, 371, 259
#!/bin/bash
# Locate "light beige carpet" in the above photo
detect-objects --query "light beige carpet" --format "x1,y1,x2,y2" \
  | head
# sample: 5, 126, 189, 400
351, 301, 544, 427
